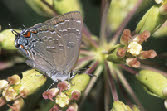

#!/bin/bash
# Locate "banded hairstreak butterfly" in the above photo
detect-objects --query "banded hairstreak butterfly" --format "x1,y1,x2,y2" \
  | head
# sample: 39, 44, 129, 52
12, 11, 83, 82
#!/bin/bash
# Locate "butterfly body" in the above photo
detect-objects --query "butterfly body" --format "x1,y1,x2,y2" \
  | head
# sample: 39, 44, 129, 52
13, 11, 83, 82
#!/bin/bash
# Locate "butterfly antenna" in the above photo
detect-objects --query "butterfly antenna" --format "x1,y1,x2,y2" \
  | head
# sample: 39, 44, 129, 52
22, 24, 26, 29
10, 29, 19, 36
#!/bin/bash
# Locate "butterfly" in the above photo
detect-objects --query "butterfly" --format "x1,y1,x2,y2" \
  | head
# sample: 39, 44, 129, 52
12, 11, 83, 82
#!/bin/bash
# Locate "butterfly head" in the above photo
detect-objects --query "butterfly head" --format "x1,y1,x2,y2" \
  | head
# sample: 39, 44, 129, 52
11, 29, 30, 49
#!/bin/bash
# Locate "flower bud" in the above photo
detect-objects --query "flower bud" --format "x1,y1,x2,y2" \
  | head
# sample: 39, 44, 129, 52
0, 97, 6, 106
120, 29, 132, 45
9, 98, 24, 111
66, 103, 78, 111
139, 50, 157, 59
43, 88, 59, 101
163, 87, 167, 96
8, 75, 20, 85
0, 80, 8, 90
20, 88, 29, 98
126, 58, 140, 67
70, 90, 81, 101
49, 105, 59, 111
117, 48, 126, 58
137, 30, 150, 44
57, 81, 70, 92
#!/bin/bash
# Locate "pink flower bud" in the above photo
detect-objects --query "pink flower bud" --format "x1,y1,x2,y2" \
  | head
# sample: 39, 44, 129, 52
8, 75, 20, 85
19, 88, 29, 98
43, 88, 59, 101
66, 106, 75, 111
0, 97, 6, 106
70, 90, 81, 101
120, 29, 132, 45
137, 31, 150, 44
117, 48, 126, 58
126, 58, 140, 67
139, 50, 157, 59
49, 105, 59, 111
57, 81, 70, 92
9, 99, 24, 111
66, 103, 78, 111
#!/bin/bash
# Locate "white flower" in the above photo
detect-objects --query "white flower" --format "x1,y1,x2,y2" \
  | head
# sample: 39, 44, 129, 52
127, 42, 142, 56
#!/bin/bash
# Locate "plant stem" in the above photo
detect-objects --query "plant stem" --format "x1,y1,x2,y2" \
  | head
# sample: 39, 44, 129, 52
116, 70, 145, 111
99, 0, 112, 46
82, 25, 99, 48
105, 62, 119, 101
110, 0, 143, 44
80, 62, 101, 106
119, 64, 138, 75
41, 0, 58, 16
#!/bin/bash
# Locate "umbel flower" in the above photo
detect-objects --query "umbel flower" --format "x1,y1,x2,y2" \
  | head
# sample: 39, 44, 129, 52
0, 0, 167, 111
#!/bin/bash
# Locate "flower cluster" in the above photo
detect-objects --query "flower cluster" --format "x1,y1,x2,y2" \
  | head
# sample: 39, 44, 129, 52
108, 29, 157, 67
0, 75, 28, 110
42, 81, 81, 111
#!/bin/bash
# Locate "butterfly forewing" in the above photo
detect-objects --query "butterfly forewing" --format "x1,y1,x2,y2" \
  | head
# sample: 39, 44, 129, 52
22, 11, 82, 80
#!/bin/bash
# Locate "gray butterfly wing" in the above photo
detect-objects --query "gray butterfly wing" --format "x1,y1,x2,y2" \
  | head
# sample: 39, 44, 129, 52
25, 11, 83, 79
